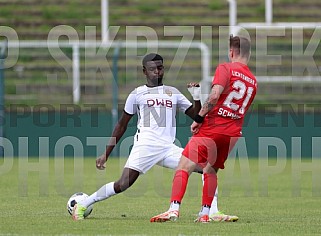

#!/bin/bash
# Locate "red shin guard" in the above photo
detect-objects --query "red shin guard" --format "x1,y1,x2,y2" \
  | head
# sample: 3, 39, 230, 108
170, 170, 189, 203
202, 173, 217, 206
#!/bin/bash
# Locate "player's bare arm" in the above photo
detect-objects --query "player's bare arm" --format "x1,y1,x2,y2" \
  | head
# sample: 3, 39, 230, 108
185, 100, 201, 119
96, 111, 133, 170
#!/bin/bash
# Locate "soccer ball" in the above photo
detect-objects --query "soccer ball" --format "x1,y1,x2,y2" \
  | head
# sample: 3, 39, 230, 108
67, 192, 93, 218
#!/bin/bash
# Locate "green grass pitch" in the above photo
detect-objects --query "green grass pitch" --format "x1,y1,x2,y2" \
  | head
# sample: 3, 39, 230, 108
0, 157, 320, 235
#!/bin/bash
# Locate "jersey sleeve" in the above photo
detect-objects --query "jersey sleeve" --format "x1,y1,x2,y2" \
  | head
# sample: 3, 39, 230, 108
212, 63, 229, 88
124, 89, 137, 115
175, 88, 193, 112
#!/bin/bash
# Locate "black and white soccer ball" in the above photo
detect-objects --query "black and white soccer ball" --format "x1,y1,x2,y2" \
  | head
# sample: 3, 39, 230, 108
67, 192, 93, 218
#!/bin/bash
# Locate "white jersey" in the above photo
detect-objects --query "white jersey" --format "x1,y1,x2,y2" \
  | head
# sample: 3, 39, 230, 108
124, 85, 192, 145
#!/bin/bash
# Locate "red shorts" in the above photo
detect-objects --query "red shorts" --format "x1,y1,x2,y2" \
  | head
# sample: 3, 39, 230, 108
182, 133, 239, 169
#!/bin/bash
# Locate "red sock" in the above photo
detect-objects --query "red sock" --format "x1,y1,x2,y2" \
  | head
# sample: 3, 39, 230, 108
170, 170, 189, 203
202, 173, 217, 206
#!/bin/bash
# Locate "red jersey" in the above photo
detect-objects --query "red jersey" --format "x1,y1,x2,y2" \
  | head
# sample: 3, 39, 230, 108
199, 62, 257, 137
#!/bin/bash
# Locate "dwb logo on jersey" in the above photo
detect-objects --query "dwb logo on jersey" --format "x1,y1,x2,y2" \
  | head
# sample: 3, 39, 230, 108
147, 99, 172, 108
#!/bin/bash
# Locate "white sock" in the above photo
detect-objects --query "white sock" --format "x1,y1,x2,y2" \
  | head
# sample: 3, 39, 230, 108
80, 182, 116, 208
168, 201, 180, 212
209, 187, 219, 215
199, 205, 210, 216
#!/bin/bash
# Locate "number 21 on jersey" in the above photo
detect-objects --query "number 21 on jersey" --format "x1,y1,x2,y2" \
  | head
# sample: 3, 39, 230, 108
223, 80, 255, 115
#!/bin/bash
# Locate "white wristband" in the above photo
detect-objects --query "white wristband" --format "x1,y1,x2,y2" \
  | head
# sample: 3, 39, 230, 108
187, 86, 201, 101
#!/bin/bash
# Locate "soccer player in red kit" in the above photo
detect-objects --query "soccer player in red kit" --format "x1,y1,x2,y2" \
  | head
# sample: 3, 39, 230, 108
150, 35, 257, 223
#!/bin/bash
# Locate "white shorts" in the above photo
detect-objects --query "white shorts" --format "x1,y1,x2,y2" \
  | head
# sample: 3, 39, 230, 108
124, 142, 183, 174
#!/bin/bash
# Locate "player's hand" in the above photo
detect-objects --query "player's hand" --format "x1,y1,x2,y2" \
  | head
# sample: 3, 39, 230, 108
191, 121, 202, 135
96, 154, 107, 170
187, 82, 201, 101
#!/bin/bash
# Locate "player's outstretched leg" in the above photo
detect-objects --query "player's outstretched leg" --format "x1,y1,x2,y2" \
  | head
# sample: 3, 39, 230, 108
150, 210, 179, 222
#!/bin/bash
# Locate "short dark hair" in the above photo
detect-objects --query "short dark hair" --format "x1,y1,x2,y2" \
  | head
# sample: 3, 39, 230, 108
142, 53, 163, 66
229, 35, 251, 58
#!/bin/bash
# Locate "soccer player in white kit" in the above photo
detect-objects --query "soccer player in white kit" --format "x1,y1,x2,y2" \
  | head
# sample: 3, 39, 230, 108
72, 53, 231, 221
